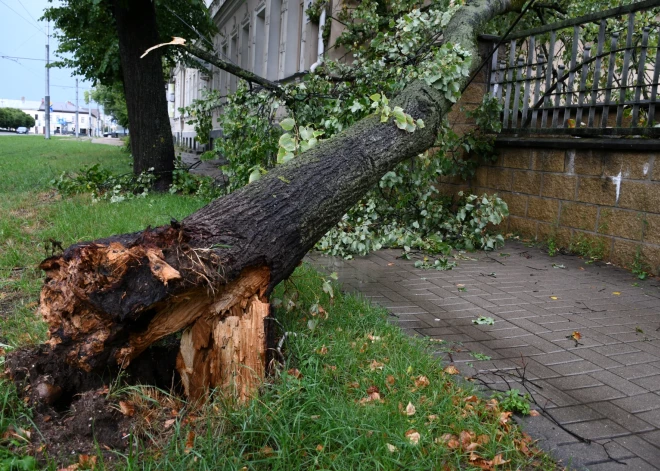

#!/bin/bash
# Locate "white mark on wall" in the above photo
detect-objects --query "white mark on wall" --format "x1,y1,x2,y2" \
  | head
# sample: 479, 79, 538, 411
611, 171, 622, 204
644, 162, 650, 176
566, 149, 575, 175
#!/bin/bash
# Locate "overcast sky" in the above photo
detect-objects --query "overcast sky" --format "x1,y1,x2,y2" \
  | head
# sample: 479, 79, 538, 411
0, 0, 93, 104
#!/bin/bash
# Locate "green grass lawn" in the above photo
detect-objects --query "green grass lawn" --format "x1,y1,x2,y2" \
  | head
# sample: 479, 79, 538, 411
0, 136, 555, 470
0, 136, 207, 346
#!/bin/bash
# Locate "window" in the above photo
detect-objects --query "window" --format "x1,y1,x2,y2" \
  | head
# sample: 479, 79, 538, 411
221, 43, 228, 100
266, 0, 282, 80
254, 9, 266, 76
81, 117, 85, 124
230, 34, 238, 93
241, 22, 250, 72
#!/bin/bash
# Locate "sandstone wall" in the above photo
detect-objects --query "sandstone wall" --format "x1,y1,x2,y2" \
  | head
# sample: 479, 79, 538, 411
438, 144, 660, 274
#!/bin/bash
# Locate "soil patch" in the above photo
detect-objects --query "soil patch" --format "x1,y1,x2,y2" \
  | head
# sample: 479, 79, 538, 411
4, 341, 183, 466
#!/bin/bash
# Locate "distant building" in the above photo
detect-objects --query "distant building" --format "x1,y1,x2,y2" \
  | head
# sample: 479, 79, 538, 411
37, 101, 101, 136
170, 0, 345, 151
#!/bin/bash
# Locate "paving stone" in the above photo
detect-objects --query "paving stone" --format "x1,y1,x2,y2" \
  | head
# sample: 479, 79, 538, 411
589, 370, 649, 396
587, 402, 657, 434
612, 393, 660, 414
568, 385, 628, 403
615, 435, 660, 467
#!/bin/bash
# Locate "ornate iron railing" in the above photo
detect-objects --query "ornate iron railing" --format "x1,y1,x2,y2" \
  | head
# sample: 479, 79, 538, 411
489, 0, 660, 137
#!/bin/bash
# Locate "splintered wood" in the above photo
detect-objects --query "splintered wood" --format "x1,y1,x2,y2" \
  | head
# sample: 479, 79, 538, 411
38, 227, 271, 401
177, 294, 269, 401
39, 240, 181, 371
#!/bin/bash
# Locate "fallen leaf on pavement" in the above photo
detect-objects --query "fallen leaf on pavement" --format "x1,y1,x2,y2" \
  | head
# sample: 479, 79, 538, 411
444, 365, 459, 375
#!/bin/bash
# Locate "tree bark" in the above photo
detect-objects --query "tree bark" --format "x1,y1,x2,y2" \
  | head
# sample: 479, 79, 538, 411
112, 0, 175, 190
9, 0, 520, 403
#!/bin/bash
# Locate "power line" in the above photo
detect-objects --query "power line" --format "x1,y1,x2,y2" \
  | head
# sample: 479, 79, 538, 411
16, 0, 41, 28
10, 31, 41, 55
0, 0, 46, 35
0, 55, 46, 61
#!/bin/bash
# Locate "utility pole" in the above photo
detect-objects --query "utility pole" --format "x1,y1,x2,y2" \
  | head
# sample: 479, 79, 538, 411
75, 78, 79, 138
88, 98, 92, 137
44, 22, 50, 139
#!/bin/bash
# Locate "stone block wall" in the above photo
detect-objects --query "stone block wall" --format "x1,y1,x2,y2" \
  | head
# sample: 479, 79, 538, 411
437, 143, 660, 274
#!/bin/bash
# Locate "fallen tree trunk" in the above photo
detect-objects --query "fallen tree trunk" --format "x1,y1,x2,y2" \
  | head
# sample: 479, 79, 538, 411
9, 0, 521, 403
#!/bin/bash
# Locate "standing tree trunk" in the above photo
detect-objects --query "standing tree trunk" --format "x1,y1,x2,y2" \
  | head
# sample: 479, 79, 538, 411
113, 0, 175, 190
8, 0, 522, 404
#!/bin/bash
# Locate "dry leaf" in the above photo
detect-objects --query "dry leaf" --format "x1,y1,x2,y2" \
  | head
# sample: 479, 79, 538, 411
492, 454, 510, 466
260, 446, 274, 457
386, 443, 398, 452
386, 375, 396, 386
369, 360, 384, 371
570, 331, 581, 341
405, 429, 421, 445
444, 365, 459, 375
485, 398, 499, 412
184, 430, 195, 454
499, 411, 512, 426
164, 419, 176, 429
347, 381, 360, 389
414, 375, 430, 388
310, 415, 320, 419
119, 401, 135, 417
427, 414, 439, 422
387, 262, 395, 266
367, 385, 380, 394
316, 444, 324, 452
140, 37, 187, 58
367, 333, 381, 342
58, 465, 79, 471
405, 402, 416, 416
358, 391, 382, 405
78, 455, 97, 470
529, 410, 540, 417
464, 395, 478, 403
287, 368, 303, 379
318, 345, 328, 355
550, 296, 558, 300
612, 291, 621, 296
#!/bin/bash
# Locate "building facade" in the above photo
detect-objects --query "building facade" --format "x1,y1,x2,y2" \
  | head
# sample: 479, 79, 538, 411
37, 101, 101, 137
0, 98, 102, 136
170, 0, 345, 151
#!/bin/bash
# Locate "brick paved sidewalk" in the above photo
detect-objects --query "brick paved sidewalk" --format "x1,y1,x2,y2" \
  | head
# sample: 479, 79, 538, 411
308, 241, 660, 470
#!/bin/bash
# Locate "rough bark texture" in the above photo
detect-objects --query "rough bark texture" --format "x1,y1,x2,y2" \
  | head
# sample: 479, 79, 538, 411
8, 0, 518, 403
113, 0, 175, 190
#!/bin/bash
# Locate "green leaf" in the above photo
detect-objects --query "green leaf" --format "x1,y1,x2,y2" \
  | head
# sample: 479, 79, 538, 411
279, 133, 297, 151
280, 118, 296, 131
248, 168, 261, 183
322, 280, 334, 298
369, 93, 382, 102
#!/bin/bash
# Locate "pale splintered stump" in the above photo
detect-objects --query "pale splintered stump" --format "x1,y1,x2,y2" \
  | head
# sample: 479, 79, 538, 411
177, 295, 269, 401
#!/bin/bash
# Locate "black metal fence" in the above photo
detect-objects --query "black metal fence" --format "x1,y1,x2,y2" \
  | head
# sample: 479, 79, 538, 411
489, 0, 660, 137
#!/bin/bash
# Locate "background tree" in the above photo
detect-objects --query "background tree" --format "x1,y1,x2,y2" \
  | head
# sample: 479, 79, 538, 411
44, 0, 216, 189
86, 84, 128, 129
0, 108, 36, 130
